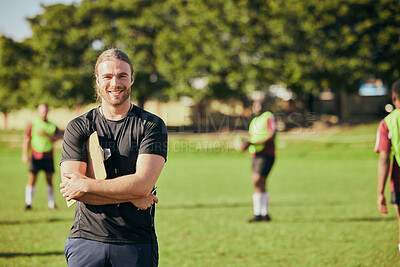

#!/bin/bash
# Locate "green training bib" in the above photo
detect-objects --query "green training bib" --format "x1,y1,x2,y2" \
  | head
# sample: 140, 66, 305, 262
248, 111, 273, 154
31, 118, 56, 153
385, 109, 400, 165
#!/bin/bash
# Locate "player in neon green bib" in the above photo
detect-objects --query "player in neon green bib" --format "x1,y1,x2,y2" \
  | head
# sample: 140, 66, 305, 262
376, 80, 400, 252
239, 99, 276, 222
22, 103, 62, 210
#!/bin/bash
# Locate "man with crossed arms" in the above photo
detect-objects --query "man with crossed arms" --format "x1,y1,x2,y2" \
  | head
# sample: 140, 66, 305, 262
60, 48, 167, 266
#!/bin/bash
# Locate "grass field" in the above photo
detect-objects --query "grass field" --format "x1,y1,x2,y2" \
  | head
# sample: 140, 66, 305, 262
1, 123, 400, 266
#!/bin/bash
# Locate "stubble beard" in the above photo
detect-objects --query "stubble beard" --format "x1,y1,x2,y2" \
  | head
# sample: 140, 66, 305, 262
97, 85, 131, 107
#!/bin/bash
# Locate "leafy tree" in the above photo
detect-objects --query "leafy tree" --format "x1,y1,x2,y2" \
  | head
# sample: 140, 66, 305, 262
153, 0, 280, 129
155, 0, 263, 102
0, 36, 31, 129
76, 0, 170, 107
9, 0, 400, 123
26, 3, 94, 109
266, 0, 400, 94
262, 0, 400, 119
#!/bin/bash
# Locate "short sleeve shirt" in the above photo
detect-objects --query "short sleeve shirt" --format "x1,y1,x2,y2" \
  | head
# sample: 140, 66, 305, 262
375, 119, 400, 192
60, 105, 167, 243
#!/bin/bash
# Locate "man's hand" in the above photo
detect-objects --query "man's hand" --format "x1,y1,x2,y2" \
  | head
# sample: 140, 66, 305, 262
22, 154, 30, 164
239, 141, 250, 151
37, 129, 46, 135
377, 193, 388, 216
60, 173, 89, 201
131, 194, 159, 210
37, 129, 61, 142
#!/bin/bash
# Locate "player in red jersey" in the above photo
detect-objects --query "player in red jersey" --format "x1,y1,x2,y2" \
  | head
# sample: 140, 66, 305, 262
375, 79, 400, 252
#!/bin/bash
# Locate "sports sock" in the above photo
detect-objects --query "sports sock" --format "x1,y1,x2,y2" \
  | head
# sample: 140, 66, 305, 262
252, 193, 262, 216
260, 192, 270, 216
25, 185, 35, 206
47, 186, 55, 208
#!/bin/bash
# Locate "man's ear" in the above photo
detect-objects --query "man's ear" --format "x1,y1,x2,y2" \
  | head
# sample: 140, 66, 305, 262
95, 75, 100, 88
131, 74, 135, 85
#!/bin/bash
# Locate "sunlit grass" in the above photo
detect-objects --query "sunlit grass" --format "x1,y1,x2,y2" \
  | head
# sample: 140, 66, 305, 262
1, 123, 399, 266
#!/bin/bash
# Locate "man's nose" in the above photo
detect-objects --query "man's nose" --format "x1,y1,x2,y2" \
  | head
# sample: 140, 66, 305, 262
110, 76, 118, 87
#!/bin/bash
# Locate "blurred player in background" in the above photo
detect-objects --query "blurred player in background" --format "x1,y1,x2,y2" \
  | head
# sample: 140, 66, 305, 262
239, 99, 276, 222
22, 103, 62, 210
375, 79, 400, 252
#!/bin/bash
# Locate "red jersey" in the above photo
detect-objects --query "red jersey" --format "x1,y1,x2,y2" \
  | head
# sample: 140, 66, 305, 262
25, 123, 55, 160
375, 119, 400, 192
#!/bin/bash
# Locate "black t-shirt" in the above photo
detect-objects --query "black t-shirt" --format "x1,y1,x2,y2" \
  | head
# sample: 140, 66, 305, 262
60, 104, 167, 244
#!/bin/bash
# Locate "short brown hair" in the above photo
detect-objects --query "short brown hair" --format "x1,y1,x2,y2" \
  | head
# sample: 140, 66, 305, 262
95, 48, 134, 77
392, 80, 400, 97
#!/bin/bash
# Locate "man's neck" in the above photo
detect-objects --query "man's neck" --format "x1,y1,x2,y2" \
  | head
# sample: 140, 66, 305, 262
100, 101, 131, 121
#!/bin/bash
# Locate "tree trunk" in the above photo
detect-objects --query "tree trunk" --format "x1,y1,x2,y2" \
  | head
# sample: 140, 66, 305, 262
194, 100, 204, 133
340, 89, 349, 121
3, 112, 8, 130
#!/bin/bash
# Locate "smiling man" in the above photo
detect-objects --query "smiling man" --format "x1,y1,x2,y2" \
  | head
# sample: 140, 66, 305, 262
60, 48, 167, 266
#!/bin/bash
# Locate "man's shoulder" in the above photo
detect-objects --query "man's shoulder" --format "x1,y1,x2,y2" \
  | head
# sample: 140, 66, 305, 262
377, 119, 388, 135
384, 109, 400, 121
251, 111, 273, 123
66, 108, 97, 131
33, 118, 57, 129
46, 120, 58, 127
130, 105, 166, 126
71, 108, 97, 122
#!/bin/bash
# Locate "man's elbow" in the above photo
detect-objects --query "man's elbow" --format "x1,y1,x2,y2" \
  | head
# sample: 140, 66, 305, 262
134, 191, 149, 199
129, 188, 151, 199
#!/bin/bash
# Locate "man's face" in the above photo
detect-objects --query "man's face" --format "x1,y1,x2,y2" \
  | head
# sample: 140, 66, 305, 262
96, 59, 134, 107
37, 104, 48, 121
252, 101, 263, 115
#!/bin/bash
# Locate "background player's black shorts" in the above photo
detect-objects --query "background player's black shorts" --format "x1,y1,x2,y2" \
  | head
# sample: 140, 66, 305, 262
391, 192, 400, 205
252, 155, 275, 176
29, 158, 55, 174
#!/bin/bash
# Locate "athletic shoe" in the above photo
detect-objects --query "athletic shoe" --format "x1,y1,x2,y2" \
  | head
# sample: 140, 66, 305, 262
24, 205, 32, 211
248, 215, 263, 223
263, 214, 271, 221
49, 204, 58, 211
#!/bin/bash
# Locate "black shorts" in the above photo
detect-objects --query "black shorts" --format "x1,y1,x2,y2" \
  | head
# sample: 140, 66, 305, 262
391, 192, 400, 205
29, 158, 55, 174
252, 155, 275, 176
65, 238, 158, 267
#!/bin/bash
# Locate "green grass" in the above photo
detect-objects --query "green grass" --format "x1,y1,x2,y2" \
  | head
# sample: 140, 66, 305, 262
1, 123, 399, 266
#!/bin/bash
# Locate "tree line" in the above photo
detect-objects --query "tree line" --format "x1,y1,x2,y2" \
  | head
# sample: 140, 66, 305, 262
1, 0, 399, 127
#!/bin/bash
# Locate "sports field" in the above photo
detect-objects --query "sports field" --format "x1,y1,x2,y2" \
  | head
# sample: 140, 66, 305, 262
1, 123, 399, 266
